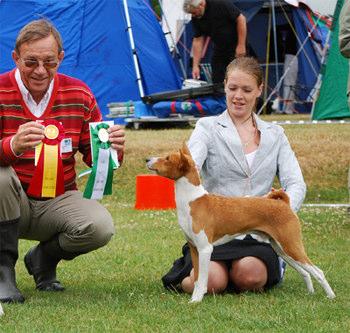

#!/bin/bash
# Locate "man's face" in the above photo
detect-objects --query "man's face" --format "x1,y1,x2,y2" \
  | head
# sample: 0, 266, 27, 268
12, 34, 64, 102
190, 1, 206, 18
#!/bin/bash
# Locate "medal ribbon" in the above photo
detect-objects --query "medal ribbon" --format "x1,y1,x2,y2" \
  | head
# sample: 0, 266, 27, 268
83, 123, 115, 199
27, 119, 65, 198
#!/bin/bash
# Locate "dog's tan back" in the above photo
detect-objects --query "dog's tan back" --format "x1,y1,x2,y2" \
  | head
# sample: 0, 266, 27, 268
189, 192, 310, 264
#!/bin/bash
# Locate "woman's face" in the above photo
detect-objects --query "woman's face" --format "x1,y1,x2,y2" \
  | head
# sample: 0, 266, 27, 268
224, 68, 263, 121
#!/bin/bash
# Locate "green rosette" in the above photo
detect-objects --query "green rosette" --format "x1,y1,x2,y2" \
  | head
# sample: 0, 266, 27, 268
83, 123, 115, 199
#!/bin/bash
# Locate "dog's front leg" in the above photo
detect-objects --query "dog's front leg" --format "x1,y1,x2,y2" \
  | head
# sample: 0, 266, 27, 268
190, 242, 213, 303
188, 242, 199, 282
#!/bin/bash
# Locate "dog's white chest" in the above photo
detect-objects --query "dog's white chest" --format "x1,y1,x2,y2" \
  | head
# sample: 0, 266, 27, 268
175, 177, 207, 239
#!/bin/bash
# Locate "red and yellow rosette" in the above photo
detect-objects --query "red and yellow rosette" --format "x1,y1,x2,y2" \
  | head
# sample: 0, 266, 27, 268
27, 119, 65, 198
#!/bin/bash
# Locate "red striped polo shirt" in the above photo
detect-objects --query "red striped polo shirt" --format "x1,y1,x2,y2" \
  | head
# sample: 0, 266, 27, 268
0, 70, 102, 194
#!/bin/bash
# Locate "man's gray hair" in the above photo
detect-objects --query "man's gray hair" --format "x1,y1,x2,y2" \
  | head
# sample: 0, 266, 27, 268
183, 0, 203, 13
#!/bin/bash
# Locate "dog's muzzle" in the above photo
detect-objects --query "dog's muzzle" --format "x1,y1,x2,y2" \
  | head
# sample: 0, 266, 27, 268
146, 157, 159, 171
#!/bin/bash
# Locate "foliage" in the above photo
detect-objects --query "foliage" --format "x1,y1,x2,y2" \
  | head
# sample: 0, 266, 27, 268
150, 0, 161, 18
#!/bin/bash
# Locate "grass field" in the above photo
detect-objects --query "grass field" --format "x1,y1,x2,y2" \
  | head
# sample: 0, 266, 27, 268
1, 116, 349, 332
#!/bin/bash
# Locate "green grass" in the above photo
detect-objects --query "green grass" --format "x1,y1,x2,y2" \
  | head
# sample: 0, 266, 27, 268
2, 206, 349, 332
1, 119, 349, 332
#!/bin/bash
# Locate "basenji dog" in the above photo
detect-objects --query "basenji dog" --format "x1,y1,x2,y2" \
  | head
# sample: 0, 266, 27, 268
146, 144, 335, 303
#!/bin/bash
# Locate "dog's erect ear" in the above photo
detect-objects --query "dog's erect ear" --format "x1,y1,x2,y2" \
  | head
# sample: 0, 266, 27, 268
179, 148, 190, 173
181, 141, 191, 156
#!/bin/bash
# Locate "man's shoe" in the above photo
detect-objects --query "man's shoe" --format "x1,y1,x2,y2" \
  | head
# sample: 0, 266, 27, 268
24, 245, 65, 292
0, 219, 25, 303
24, 236, 80, 292
0, 265, 25, 303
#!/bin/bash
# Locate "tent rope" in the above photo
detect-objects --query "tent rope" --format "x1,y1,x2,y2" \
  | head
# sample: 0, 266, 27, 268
257, 15, 321, 115
277, 0, 319, 76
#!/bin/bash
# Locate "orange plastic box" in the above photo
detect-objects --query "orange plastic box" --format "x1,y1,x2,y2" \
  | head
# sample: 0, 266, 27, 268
135, 174, 176, 210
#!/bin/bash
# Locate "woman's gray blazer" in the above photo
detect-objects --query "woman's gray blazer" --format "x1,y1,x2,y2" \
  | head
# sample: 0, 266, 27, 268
188, 111, 306, 212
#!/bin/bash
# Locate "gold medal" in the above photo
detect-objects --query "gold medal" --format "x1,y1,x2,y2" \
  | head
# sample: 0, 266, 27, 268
45, 124, 59, 140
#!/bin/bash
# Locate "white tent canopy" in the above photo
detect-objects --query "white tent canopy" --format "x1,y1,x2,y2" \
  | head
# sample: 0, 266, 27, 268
161, 0, 189, 47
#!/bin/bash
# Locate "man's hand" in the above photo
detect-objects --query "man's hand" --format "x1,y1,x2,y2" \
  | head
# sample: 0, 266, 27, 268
108, 124, 125, 153
191, 36, 204, 80
11, 121, 45, 155
235, 14, 247, 57
192, 64, 201, 80
235, 44, 246, 57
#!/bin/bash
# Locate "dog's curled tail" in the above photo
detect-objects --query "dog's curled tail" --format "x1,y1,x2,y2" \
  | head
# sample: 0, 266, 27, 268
266, 188, 290, 204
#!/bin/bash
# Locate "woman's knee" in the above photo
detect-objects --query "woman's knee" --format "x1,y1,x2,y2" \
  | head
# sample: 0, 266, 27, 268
181, 275, 194, 294
181, 261, 229, 295
230, 257, 268, 292
207, 261, 229, 293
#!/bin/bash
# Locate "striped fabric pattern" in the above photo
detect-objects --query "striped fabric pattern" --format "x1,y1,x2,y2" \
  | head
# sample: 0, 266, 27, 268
0, 69, 102, 194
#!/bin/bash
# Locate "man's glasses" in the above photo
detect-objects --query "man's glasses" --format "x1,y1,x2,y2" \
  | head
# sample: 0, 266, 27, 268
21, 58, 58, 69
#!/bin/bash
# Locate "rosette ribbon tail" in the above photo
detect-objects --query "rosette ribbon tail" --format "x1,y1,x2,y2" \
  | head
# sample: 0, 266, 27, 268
84, 123, 115, 199
27, 120, 65, 198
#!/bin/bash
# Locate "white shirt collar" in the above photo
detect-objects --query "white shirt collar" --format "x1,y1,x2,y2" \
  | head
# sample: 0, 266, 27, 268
15, 68, 54, 117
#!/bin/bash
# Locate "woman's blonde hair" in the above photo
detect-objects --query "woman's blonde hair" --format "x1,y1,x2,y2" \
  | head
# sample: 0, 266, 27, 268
225, 56, 263, 87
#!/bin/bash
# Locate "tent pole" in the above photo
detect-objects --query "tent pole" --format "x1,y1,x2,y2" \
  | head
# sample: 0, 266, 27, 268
310, 28, 332, 119
264, 6, 272, 114
157, 0, 187, 80
122, 0, 145, 98
271, 0, 280, 112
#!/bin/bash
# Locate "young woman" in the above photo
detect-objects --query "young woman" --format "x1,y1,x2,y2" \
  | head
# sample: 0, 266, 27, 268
162, 57, 306, 294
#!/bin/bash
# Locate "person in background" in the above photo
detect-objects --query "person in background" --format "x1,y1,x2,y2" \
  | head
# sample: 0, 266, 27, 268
183, 0, 247, 88
0, 19, 125, 303
162, 56, 306, 295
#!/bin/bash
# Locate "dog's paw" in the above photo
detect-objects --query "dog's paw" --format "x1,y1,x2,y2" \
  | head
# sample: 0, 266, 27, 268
189, 294, 204, 303
308, 285, 315, 294
326, 289, 336, 299
190, 285, 206, 303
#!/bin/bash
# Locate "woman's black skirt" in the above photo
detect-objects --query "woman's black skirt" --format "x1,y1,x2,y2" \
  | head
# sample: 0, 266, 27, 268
162, 235, 283, 292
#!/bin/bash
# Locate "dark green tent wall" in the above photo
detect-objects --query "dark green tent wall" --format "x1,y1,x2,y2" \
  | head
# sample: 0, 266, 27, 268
312, 0, 350, 120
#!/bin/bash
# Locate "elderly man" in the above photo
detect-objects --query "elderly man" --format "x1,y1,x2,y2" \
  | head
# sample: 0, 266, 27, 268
0, 19, 125, 303
183, 0, 247, 86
